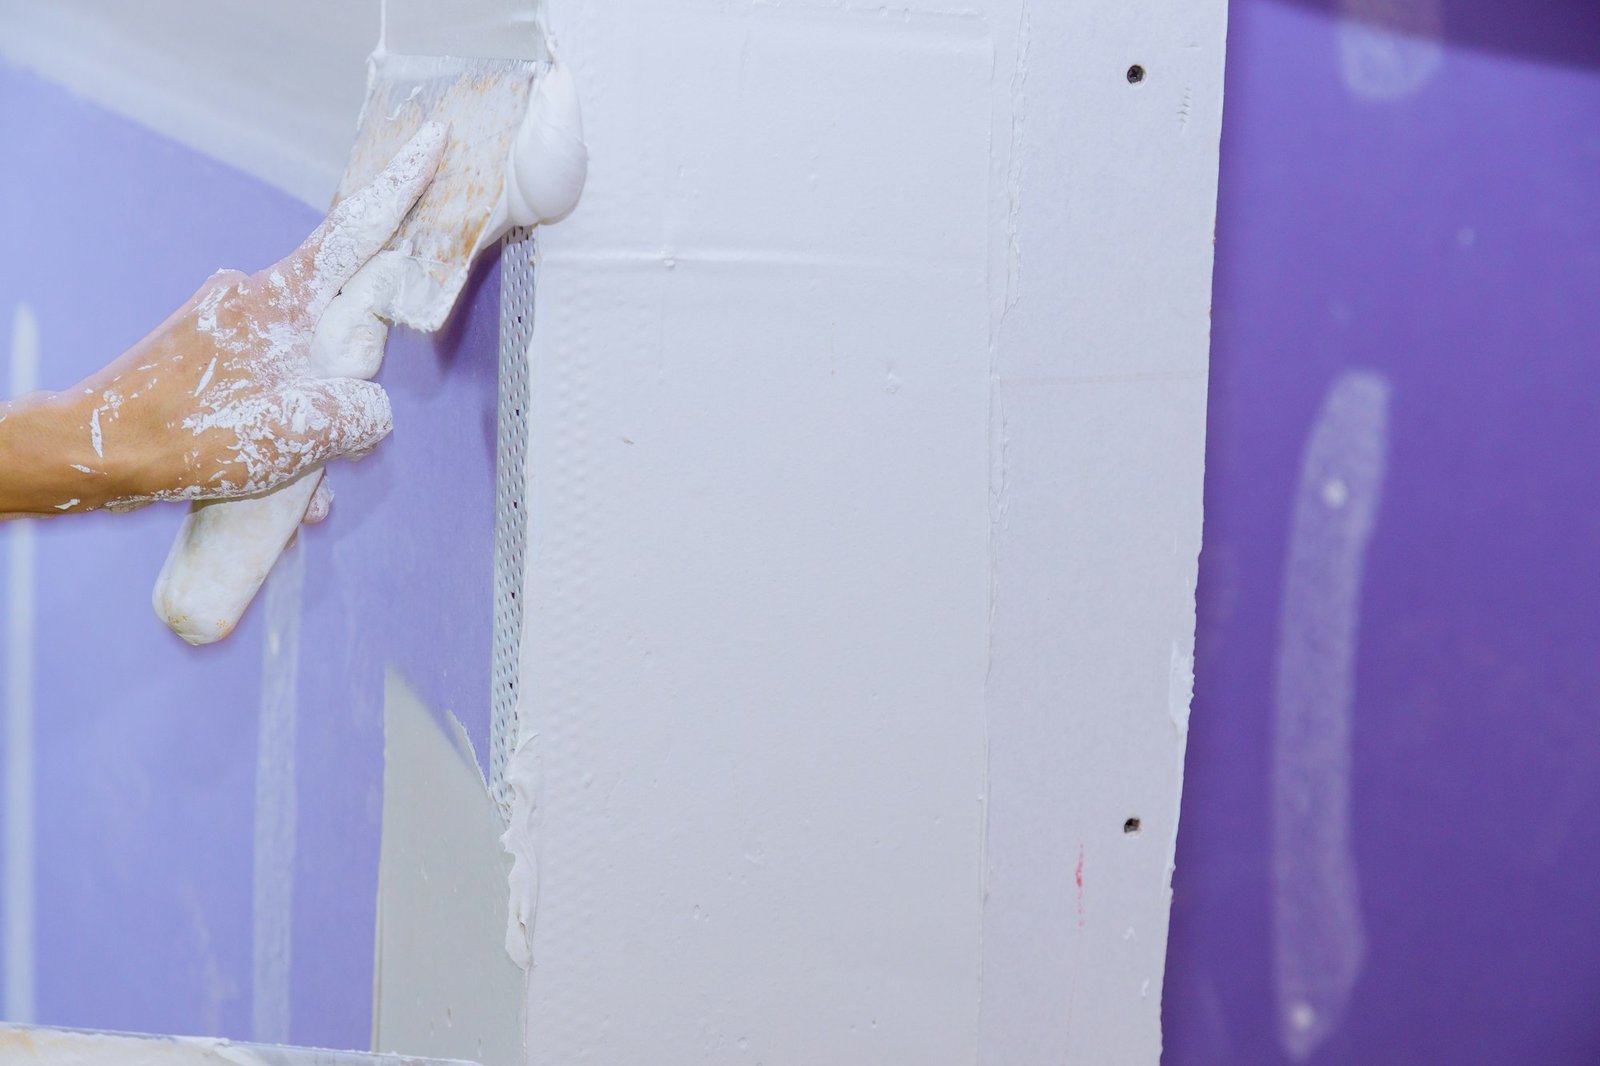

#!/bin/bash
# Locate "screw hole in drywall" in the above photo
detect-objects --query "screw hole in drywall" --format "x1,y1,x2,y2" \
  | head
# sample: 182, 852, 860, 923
1126, 64, 1146, 84
1124, 817, 1142, 835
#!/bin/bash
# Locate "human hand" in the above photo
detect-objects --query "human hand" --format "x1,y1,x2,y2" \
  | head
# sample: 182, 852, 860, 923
1, 122, 446, 518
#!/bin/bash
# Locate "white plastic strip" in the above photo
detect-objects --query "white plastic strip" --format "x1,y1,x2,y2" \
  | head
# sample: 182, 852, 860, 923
4, 303, 39, 1024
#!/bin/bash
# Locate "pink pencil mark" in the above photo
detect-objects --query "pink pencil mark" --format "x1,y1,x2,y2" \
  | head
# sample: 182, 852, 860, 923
1075, 844, 1086, 929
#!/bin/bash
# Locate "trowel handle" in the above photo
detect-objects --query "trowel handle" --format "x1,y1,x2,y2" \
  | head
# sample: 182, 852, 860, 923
151, 260, 395, 646
152, 473, 323, 645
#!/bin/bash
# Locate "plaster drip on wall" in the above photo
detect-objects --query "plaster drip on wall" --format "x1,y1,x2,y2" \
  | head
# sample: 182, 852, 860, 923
1272, 370, 1390, 1061
4, 303, 39, 1024
253, 543, 305, 1043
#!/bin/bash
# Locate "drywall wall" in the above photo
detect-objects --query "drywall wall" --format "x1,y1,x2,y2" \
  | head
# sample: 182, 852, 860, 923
517, 0, 1225, 1062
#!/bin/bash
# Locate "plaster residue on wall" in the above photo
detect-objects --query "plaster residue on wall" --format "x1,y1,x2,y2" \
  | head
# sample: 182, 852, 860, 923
1338, 0, 1445, 101
1272, 371, 1391, 1060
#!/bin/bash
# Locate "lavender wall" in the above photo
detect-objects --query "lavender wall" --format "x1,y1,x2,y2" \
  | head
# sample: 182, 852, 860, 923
0, 64, 498, 1050
1167, 1, 1600, 1063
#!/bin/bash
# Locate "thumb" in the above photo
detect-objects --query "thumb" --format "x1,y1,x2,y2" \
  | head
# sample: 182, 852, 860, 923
293, 377, 394, 465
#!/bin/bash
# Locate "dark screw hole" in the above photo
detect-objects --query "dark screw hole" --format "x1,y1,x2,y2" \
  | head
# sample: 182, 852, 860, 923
1124, 817, 1142, 835
1126, 64, 1146, 84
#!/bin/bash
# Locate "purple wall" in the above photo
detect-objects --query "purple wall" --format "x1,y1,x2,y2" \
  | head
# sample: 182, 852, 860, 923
0, 64, 498, 1049
1167, 1, 1600, 1063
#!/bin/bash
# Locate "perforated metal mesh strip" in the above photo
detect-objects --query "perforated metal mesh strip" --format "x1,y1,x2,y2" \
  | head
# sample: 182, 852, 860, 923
491, 227, 535, 826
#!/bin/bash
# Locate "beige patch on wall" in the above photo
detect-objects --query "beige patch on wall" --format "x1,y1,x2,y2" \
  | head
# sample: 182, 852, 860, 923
374, 669, 523, 1066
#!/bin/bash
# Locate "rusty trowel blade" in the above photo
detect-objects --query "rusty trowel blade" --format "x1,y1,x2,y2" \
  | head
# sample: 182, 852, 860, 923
337, 52, 543, 332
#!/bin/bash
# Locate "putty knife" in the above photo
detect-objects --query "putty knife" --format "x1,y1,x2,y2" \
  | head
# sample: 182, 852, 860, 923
152, 34, 587, 645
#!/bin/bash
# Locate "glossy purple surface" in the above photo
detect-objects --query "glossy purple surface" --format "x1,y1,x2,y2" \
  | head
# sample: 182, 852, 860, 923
0, 64, 497, 1048
1167, 1, 1600, 1063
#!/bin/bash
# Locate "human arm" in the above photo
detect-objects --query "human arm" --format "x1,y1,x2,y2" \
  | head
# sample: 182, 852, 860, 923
0, 123, 446, 519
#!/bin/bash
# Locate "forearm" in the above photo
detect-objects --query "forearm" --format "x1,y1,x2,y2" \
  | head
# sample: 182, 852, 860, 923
0, 126, 439, 523
0, 388, 123, 516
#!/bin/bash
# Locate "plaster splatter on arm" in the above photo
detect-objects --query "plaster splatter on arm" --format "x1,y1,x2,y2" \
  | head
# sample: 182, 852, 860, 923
0, 124, 446, 520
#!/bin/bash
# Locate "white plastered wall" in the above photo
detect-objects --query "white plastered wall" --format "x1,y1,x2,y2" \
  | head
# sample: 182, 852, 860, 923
0, 0, 1227, 1061
524, 1, 1226, 1062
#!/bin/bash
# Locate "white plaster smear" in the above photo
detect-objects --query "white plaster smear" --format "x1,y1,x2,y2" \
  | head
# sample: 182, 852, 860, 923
1272, 371, 1391, 1061
1338, 0, 1444, 102
5, 302, 39, 1025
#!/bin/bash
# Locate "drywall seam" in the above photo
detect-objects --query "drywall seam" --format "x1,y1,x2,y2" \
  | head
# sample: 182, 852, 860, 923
253, 543, 305, 1043
4, 304, 39, 1025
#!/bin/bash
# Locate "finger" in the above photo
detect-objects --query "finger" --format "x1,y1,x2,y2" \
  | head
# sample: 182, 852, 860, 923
303, 475, 334, 525
307, 253, 405, 379
285, 122, 448, 317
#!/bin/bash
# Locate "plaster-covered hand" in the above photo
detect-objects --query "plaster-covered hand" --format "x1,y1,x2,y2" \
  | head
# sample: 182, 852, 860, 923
0, 123, 446, 519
